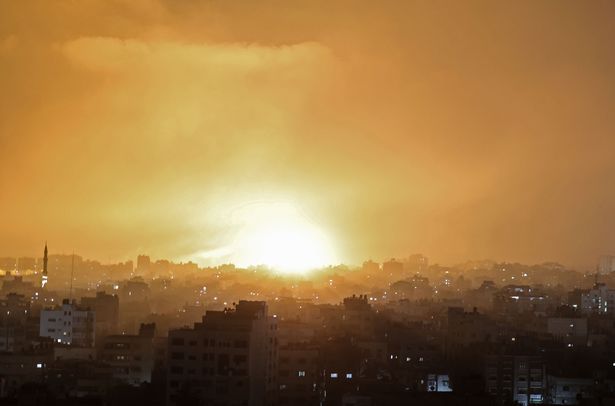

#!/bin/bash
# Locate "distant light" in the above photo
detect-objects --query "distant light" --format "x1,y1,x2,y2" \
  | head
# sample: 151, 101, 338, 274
346, 373, 352, 379
36, 363, 43, 368
330, 373, 338, 378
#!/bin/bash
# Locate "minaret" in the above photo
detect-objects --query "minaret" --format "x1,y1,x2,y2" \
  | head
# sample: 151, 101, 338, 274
41, 242, 48, 288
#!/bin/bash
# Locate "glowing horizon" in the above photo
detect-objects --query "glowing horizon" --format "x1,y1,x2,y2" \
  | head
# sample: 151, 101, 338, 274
2, 1, 615, 269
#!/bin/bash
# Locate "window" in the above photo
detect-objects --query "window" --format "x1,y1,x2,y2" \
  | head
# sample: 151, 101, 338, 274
298, 371, 306, 377
171, 338, 184, 346
330, 373, 338, 378
346, 373, 352, 379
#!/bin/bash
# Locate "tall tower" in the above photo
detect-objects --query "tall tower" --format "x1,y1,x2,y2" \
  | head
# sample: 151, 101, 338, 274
41, 242, 48, 288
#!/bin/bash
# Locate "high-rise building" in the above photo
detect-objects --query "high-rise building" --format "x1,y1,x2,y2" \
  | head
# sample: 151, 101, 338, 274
166, 301, 278, 406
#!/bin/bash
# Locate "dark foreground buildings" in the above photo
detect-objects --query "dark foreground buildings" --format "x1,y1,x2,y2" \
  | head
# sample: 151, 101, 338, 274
3, 252, 615, 405
167, 301, 278, 406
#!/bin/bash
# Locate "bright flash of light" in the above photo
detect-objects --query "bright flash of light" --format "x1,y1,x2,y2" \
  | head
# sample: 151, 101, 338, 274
229, 200, 337, 274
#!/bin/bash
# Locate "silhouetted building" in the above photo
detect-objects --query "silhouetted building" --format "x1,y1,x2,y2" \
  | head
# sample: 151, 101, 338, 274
0, 293, 30, 352
100, 323, 158, 385
485, 354, 546, 406
81, 291, 119, 336
546, 317, 587, 346
167, 301, 277, 406
278, 343, 320, 406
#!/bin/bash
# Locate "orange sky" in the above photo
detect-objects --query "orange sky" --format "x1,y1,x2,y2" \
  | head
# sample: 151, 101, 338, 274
1, 0, 615, 268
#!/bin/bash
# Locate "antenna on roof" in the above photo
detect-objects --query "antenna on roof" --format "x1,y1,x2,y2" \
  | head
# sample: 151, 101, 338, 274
70, 250, 75, 302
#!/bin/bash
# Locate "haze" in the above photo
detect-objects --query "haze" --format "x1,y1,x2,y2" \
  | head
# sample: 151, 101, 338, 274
2, 0, 615, 268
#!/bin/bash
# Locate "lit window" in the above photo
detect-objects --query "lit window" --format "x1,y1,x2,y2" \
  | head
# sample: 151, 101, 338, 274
36, 363, 43, 369
346, 373, 352, 379
298, 371, 306, 377
330, 373, 338, 378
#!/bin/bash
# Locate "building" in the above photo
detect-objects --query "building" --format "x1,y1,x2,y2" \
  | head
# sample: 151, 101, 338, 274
278, 344, 320, 406
361, 260, 379, 274
17, 257, 36, 273
485, 354, 546, 406
0, 293, 30, 352
446, 307, 498, 351
0, 257, 17, 273
0, 351, 54, 398
494, 285, 548, 315
136, 254, 151, 274
341, 295, 376, 339
546, 375, 594, 405
426, 373, 453, 392
580, 283, 615, 314
39, 299, 95, 347
100, 323, 158, 385
383, 258, 404, 281
546, 317, 588, 346
167, 301, 277, 406
81, 291, 119, 337
598, 255, 615, 274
